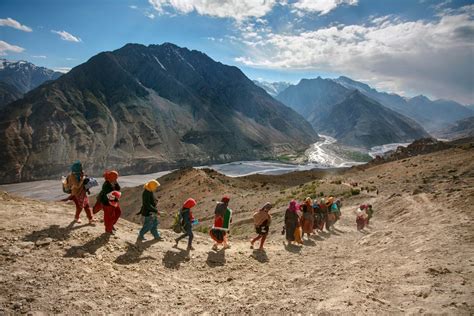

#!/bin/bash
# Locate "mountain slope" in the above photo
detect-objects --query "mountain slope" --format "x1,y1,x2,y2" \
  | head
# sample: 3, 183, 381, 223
407, 96, 474, 131
333, 76, 473, 132
276, 77, 351, 120
0, 43, 318, 183
320, 91, 430, 148
253, 80, 291, 97
0, 59, 62, 93
0, 82, 23, 108
435, 116, 474, 139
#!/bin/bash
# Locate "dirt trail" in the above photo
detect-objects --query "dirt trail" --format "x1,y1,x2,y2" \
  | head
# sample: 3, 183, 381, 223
0, 192, 472, 314
0, 146, 473, 314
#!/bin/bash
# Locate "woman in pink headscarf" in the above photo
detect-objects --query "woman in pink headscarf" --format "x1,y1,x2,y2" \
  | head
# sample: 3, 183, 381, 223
284, 200, 303, 245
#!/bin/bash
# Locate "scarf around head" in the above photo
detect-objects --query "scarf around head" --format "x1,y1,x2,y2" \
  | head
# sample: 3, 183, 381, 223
289, 200, 299, 213
71, 161, 82, 181
104, 170, 119, 183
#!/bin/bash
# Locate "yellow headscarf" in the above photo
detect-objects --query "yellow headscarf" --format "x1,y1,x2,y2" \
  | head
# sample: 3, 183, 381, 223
144, 180, 160, 192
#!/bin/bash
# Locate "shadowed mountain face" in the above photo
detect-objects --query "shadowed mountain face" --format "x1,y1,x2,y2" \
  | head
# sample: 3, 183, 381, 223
0, 43, 318, 184
0, 59, 62, 93
276, 77, 429, 148
276, 77, 350, 120
334, 76, 473, 132
0, 82, 23, 108
318, 91, 430, 148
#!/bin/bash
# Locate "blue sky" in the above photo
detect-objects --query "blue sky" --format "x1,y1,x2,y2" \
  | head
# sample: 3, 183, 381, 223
0, 0, 473, 103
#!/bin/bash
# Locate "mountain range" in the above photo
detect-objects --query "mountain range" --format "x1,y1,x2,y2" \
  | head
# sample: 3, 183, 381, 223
0, 43, 318, 184
276, 77, 429, 148
0, 59, 62, 108
332, 76, 473, 132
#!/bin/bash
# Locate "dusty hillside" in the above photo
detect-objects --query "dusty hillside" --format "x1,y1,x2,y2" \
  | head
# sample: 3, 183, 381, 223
0, 145, 473, 314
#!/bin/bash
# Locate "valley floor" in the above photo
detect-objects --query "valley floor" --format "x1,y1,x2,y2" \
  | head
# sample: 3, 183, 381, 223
0, 146, 473, 314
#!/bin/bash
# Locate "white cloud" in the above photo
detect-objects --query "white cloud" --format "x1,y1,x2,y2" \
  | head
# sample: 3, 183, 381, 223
293, 0, 358, 15
54, 67, 71, 73
0, 17, 32, 32
32, 55, 47, 58
148, 0, 278, 20
145, 12, 156, 19
51, 30, 81, 42
129, 5, 138, 9
0, 40, 25, 56
235, 7, 474, 104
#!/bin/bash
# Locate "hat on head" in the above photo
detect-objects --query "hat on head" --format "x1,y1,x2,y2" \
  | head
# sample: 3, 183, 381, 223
144, 180, 160, 192
183, 198, 197, 209
222, 195, 230, 203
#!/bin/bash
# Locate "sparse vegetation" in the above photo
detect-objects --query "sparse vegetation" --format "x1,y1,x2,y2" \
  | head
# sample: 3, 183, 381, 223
351, 188, 361, 195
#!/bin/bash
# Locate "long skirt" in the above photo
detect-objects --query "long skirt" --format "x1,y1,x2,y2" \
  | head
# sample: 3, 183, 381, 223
356, 215, 366, 230
327, 213, 336, 230
285, 222, 296, 242
314, 213, 324, 230
302, 213, 314, 234
210, 228, 227, 244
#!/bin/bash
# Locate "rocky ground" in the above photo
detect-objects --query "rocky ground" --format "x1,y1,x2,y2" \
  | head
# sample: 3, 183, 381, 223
0, 144, 473, 314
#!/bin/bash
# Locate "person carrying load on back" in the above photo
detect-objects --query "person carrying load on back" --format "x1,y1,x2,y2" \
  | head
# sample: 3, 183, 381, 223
174, 198, 197, 251
65, 161, 95, 224
137, 180, 162, 242
96, 170, 121, 234
284, 200, 303, 246
250, 202, 273, 251
210, 196, 232, 251
301, 197, 314, 239
355, 204, 368, 231
366, 204, 374, 227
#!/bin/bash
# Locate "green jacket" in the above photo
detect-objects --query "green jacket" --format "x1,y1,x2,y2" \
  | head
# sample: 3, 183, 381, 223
140, 189, 158, 216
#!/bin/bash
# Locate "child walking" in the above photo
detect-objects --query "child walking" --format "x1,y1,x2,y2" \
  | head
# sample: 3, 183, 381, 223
174, 198, 197, 251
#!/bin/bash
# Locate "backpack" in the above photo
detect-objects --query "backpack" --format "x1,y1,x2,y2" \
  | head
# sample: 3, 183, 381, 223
171, 211, 183, 233
61, 176, 71, 194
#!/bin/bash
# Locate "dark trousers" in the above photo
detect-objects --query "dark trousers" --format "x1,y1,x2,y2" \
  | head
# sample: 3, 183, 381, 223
176, 224, 193, 248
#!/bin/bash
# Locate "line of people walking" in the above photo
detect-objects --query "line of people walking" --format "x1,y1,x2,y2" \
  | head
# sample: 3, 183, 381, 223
62, 161, 373, 255
283, 196, 342, 246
